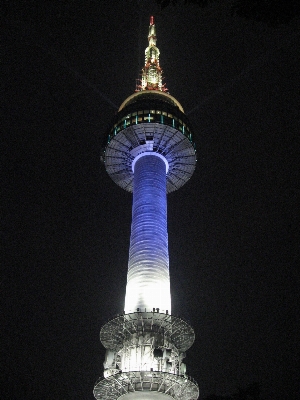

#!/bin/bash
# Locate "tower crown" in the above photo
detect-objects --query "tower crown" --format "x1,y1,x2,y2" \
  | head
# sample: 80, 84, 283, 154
101, 16, 197, 194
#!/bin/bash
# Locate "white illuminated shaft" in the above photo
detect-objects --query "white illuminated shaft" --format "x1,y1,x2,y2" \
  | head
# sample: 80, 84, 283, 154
124, 154, 171, 314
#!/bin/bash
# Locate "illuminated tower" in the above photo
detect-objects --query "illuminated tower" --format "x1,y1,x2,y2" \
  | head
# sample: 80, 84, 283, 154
94, 17, 198, 400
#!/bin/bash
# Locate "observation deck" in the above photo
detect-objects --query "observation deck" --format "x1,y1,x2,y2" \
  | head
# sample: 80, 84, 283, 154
102, 91, 197, 193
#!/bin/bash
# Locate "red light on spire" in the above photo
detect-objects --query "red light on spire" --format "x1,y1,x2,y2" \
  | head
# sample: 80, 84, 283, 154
150, 15, 154, 25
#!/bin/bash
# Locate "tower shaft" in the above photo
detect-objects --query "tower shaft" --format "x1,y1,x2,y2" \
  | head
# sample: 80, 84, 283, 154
125, 154, 171, 314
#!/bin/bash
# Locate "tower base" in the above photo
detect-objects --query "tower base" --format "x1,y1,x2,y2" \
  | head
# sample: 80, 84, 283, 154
94, 371, 199, 400
100, 312, 195, 353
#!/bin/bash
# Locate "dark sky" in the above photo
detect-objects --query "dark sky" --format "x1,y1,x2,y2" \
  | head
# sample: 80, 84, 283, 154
3, 1, 299, 399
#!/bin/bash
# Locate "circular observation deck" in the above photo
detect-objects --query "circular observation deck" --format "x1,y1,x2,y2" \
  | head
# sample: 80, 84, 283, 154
102, 91, 197, 193
94, 371, 199, 400
100, 312, 195, 353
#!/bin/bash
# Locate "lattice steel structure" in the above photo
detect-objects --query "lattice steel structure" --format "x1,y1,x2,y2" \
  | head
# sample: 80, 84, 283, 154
94, 17, 198, 400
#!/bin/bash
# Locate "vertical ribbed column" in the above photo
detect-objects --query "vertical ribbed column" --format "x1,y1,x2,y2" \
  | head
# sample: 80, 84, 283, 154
124, 154, 171, 314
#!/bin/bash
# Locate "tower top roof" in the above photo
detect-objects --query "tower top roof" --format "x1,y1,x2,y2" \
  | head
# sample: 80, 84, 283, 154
136, 16, 168, 92
118, 90, 184, 113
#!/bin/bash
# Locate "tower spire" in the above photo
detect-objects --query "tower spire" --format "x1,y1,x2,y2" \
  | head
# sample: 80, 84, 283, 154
138, 16, 168, 92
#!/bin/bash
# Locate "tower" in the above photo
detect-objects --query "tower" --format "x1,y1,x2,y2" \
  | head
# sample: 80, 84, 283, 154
94, 17, 198, 400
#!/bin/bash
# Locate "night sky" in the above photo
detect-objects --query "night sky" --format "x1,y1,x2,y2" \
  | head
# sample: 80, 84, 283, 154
3, 1, 299, 399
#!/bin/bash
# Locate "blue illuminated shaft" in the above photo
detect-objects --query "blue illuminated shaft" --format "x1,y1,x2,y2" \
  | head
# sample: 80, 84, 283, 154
124, 154, 171, 314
